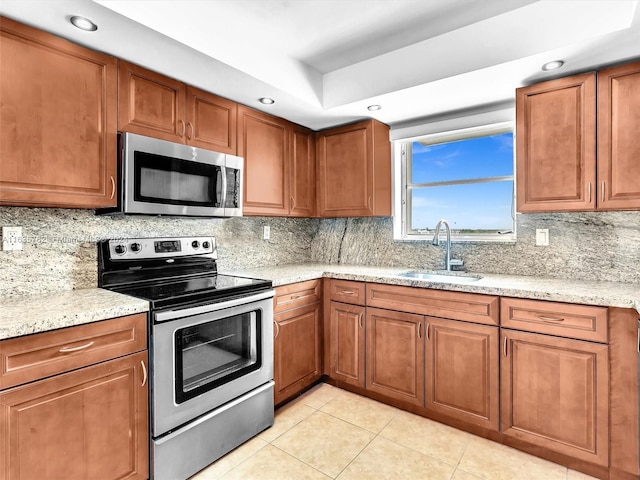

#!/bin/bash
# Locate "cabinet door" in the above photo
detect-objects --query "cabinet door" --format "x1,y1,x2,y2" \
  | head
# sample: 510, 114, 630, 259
290, 125, 316, 217
274, 302, 321, 405
238, 106, 290, 215
186, 86, 237, 154
597, 61, 640, 210
0, 351, 149, 480
317, 120, 373, 217
0, 18, 117, 208
118, 60, 186, 143
329, 301, 365, 388
425, 318, 499, 431
365, 308, 424, 407
501, 329, 609, 467
516, 73, 596, 212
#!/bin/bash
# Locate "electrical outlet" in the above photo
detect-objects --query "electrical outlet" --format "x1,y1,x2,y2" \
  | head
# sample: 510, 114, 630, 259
535, 228, 549, 246
263, 225, 271, 240
2, 226, 23, 251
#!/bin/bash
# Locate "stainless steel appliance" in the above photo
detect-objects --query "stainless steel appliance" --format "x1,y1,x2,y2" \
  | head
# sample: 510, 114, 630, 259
98, 237, 274, 480
97, 132, 243, 217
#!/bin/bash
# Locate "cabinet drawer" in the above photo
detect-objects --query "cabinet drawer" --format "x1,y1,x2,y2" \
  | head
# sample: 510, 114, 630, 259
328, 279, 366, 305
366, 283, 499, 325
274, 280, 321, 313
500, 298, 607, 343
0, 313, 147, 390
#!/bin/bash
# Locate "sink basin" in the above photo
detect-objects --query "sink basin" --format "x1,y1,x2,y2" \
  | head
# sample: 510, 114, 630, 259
398, 271, 482, 283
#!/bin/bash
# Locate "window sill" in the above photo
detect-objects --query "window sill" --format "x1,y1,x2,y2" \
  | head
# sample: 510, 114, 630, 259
393, 233, 517, 244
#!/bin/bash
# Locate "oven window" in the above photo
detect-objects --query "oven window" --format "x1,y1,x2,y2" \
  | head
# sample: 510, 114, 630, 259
174, 310, 261, 403
134, 151, 222, 207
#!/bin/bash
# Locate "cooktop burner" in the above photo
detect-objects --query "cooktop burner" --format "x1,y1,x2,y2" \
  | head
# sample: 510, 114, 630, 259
98, 236, 272, 310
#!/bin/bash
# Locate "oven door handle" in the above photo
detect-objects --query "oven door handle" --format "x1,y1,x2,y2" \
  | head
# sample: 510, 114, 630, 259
154, 289, 274, 323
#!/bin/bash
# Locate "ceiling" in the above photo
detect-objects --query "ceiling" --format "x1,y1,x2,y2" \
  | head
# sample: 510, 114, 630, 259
1, 0, 639, 132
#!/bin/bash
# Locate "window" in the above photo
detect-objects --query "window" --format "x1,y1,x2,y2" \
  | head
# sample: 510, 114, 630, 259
395, 125, 515, 242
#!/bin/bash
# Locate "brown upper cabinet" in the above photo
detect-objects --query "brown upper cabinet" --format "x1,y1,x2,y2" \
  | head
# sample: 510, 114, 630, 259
597, 62, 640, 210
118, 61, 237, 154
316, 119, 392, 217
0, 17, 118, 209
238, 106, 315, 217
516, 60, 640, 212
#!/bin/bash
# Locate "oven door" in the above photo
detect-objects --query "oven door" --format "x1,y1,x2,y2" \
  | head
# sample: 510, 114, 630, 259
122, 132, 229, 217
151, 289, 274, 437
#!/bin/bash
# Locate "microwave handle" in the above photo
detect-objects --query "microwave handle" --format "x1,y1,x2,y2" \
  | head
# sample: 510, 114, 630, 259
221, 165, 228, 208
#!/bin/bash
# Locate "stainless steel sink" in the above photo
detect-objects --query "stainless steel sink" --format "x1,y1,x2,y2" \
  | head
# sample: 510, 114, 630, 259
398, 271, 482, 283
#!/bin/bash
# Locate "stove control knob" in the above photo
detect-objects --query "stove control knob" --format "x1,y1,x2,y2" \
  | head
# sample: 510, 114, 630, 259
191, 240, 200, 249
114, 244, 127, 255
130, 242, 141, 253
202, 241, 210, 250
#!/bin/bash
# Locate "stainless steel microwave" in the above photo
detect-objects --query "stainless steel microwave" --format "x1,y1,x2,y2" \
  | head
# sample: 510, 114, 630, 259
97, 132, 243, 217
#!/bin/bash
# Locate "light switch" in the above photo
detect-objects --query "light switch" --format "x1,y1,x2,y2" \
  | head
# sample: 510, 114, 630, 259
535, 228, 549, 246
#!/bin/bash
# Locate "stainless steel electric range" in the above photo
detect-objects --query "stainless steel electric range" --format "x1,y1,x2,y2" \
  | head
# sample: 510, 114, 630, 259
98, 236, 275, 480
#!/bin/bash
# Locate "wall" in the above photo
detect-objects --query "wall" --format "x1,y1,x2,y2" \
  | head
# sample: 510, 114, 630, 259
2, 207, 638, 298
311, 211, 640, 284
0, 207, 317, 297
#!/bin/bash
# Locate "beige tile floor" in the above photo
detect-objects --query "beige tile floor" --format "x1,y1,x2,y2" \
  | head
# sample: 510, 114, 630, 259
190, 383, 599, 480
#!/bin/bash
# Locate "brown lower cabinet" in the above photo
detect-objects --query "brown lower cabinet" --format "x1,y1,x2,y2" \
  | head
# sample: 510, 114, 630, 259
0, 314, 149, 480
328, 301, 366, 388
320, 281, 639, 480
501, 329, 609, 467
425, 317, 499, 431
365, 307, 424, 407
273, 280, 322, 405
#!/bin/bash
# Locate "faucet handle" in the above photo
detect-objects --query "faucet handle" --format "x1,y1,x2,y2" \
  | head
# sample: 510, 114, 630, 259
449, 259, 464, 267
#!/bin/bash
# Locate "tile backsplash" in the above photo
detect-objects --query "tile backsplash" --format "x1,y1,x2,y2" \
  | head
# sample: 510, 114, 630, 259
1, 207, 639, 297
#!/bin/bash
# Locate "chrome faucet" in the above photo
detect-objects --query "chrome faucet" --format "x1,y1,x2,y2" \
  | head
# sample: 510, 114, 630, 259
432, 219, 452, 271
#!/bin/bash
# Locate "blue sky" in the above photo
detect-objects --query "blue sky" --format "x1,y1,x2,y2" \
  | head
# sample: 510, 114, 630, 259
410, 133, 514, 231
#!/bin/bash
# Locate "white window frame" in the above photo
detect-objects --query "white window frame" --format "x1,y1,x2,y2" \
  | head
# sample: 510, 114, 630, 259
393, 122, 516, 243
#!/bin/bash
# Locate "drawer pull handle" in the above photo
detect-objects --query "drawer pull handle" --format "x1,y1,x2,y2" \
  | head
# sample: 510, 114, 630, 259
601, 181, 605, 202
186, 121, 194, 140
537, 315, 565, 322
110, 176, 116, 200
274, 321, 280, 338
587, 182, 591, 203
178, 119, 185, 138
290, 294, 303, 299
426, 323, 430, 340
58, 341, 94, 353
290, 196, 295, 209
359, 313, 364, 329
503, 336, 508, 357
141, 360, 147, 387
340, 290, 355, 295
417, 322, 422, 339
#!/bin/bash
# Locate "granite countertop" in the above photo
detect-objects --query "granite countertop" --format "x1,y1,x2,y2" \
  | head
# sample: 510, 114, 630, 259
0, 288, 149, 340
223, 263, 640, 314
2, 263, 638, 341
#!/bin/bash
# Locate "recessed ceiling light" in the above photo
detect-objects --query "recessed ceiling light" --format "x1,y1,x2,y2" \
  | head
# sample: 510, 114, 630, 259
70, 16, 98, 32
541, 60, 564, 71
259, 97, 275, 105
367, 104, 382, 111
